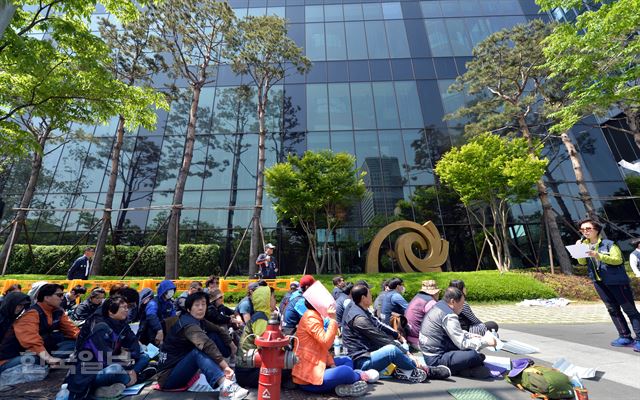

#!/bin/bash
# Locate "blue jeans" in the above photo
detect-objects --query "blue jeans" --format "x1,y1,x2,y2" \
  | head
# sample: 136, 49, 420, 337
353, 344, 416, 371
299, 356, 361, 393
0, 356, 24, 373
162, 349, 224, 390
93, 354, 151, 388
594, 282, 640, 338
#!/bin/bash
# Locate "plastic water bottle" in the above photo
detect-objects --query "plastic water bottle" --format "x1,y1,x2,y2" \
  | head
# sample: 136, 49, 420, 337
55, 383, 69, 400
333, 337, 342, 355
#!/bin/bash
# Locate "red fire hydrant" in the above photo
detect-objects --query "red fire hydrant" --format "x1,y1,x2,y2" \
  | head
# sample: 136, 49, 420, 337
253, 312, 297, 400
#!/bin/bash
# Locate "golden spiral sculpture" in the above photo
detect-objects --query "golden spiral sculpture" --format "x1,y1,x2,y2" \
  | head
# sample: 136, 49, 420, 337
365, 220, 449, 274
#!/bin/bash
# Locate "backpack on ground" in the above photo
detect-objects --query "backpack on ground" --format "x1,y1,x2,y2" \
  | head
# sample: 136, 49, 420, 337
506, 362, 575, 400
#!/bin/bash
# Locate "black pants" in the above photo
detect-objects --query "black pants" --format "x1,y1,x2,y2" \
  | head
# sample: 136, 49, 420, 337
594, 281, 640, 338
423, 349, 484, 375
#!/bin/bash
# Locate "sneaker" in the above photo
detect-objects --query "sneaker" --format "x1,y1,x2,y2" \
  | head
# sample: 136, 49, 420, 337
611, 336, 634, 347
392, 367, 427, 383
138, 366, 157, 382
634, 340, 640, 353
93, 383, 126, 398
219, 379, 249, 400
335, 380, 368, 397
426, 365, 451, 380
360, 369, 380, 383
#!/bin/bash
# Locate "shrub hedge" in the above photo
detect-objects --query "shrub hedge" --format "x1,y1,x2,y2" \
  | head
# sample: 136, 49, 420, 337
7, 244, 221, 277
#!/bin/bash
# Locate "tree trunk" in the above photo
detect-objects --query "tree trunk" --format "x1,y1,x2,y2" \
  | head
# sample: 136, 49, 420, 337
224, 132, 244, 272
543, 170, 575, 223
249, 87, 268, 276
0, 129, 48, 270
623, 108, 640, 150
560, 131, 597, 220
165, 85, 202, 279
518, 116, 573, 274
92, 115, 126, 275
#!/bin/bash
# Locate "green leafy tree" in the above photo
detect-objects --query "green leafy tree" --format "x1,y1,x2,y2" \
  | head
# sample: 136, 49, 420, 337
265, 150, 366, 274
150, 0, 235, 279
0, 0, 150, 158
91, 13, 168, 275
537, 0, 640, 147
435, 133, 547, 272
447, 20, 574, 274
229, 15, 311, 276
0, 12, 161, 273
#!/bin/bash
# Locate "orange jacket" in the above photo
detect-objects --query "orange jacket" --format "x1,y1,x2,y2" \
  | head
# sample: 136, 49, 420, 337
292, 309, 338, 386
2, 302, 79, 363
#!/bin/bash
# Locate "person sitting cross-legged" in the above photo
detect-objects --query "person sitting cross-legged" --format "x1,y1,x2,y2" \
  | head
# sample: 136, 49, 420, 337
405, 280, 440, 349
140, 280, 176, 346
419, 287, 497, 378
293, 300, 376, 397
0, 284, 79, 374
65, 295, 153, 399
342, 284, 451, 383
156, 292, 248, 400
70, 287, 105, 324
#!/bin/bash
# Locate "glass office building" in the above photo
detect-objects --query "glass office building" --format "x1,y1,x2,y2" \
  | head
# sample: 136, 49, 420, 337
1, 0, 638, 274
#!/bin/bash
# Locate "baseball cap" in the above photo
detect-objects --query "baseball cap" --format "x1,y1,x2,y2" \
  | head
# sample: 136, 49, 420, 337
290, 281, 299, 289
265, 243, 276, 249
299, 275, 315, 289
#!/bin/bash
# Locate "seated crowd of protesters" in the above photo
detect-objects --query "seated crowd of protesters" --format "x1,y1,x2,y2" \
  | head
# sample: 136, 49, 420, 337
0, 272, 503, 399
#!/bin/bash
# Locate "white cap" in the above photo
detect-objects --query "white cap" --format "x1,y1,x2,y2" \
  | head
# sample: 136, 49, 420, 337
265, 243, 276, 249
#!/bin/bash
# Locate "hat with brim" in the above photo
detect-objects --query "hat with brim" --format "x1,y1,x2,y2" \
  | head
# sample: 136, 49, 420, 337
630, 238, 640, 247
421, 280, 440, 296
508, 358, 535, 378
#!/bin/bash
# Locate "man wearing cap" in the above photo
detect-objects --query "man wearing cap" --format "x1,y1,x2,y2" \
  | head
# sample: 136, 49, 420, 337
236, 282, 259, 324
279, 281, 299, 314
405, 280, 440, 349
256, 243, 278, 279
629, 238, 640, 278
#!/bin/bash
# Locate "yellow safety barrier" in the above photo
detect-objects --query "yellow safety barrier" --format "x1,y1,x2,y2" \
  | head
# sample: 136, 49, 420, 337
0, 278, 293, 295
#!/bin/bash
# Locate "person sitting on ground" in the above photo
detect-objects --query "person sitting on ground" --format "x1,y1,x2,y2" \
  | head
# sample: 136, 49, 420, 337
0, 284, 22, 306
448, 280, 498, 335
282, 275, 316, 335
405, 280, 440, 348
141, 280, 176, 346
236, 286, 292, 389
61, 285, 86, 315
279, 281, 299, 314
293, 298, 375, 397
71, 287, 106, 323
67, 247, 95, 280
66, 295, 154, 399
114, 286, 141, 322
342, 284, 450, 383
0, 284, 79, 374
157, 292, 248, 399
176, 281, 204, 315
335, 283, 353, 326
207, 289, 242, 331
235, 282, 259, 325
419, 287, 496, 378
373, 280, 390, 319
332, 276, 346, 300
136, 288, 154, 342
380, 277, 409, 329
204, 275, 220, 294
0, 291, 30, 341
27, 281, 49, 306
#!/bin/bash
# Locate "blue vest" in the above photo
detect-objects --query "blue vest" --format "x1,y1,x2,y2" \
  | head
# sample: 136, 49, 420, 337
585, 239, 629, 285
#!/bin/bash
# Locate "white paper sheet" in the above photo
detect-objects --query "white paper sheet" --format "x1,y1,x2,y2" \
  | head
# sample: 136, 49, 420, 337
565, 243, 590, 259
552, 357, 597, 379
144, 343, 160, 359
619, 159, 640, 174
129, 322, 139, 334
484, 355, 512, 370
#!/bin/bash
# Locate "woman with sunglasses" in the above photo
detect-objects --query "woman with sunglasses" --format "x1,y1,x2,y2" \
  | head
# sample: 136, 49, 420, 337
577, 218, 640, 352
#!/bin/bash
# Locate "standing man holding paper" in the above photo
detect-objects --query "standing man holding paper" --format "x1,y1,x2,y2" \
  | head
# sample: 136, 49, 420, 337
576, 219, 640, 352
